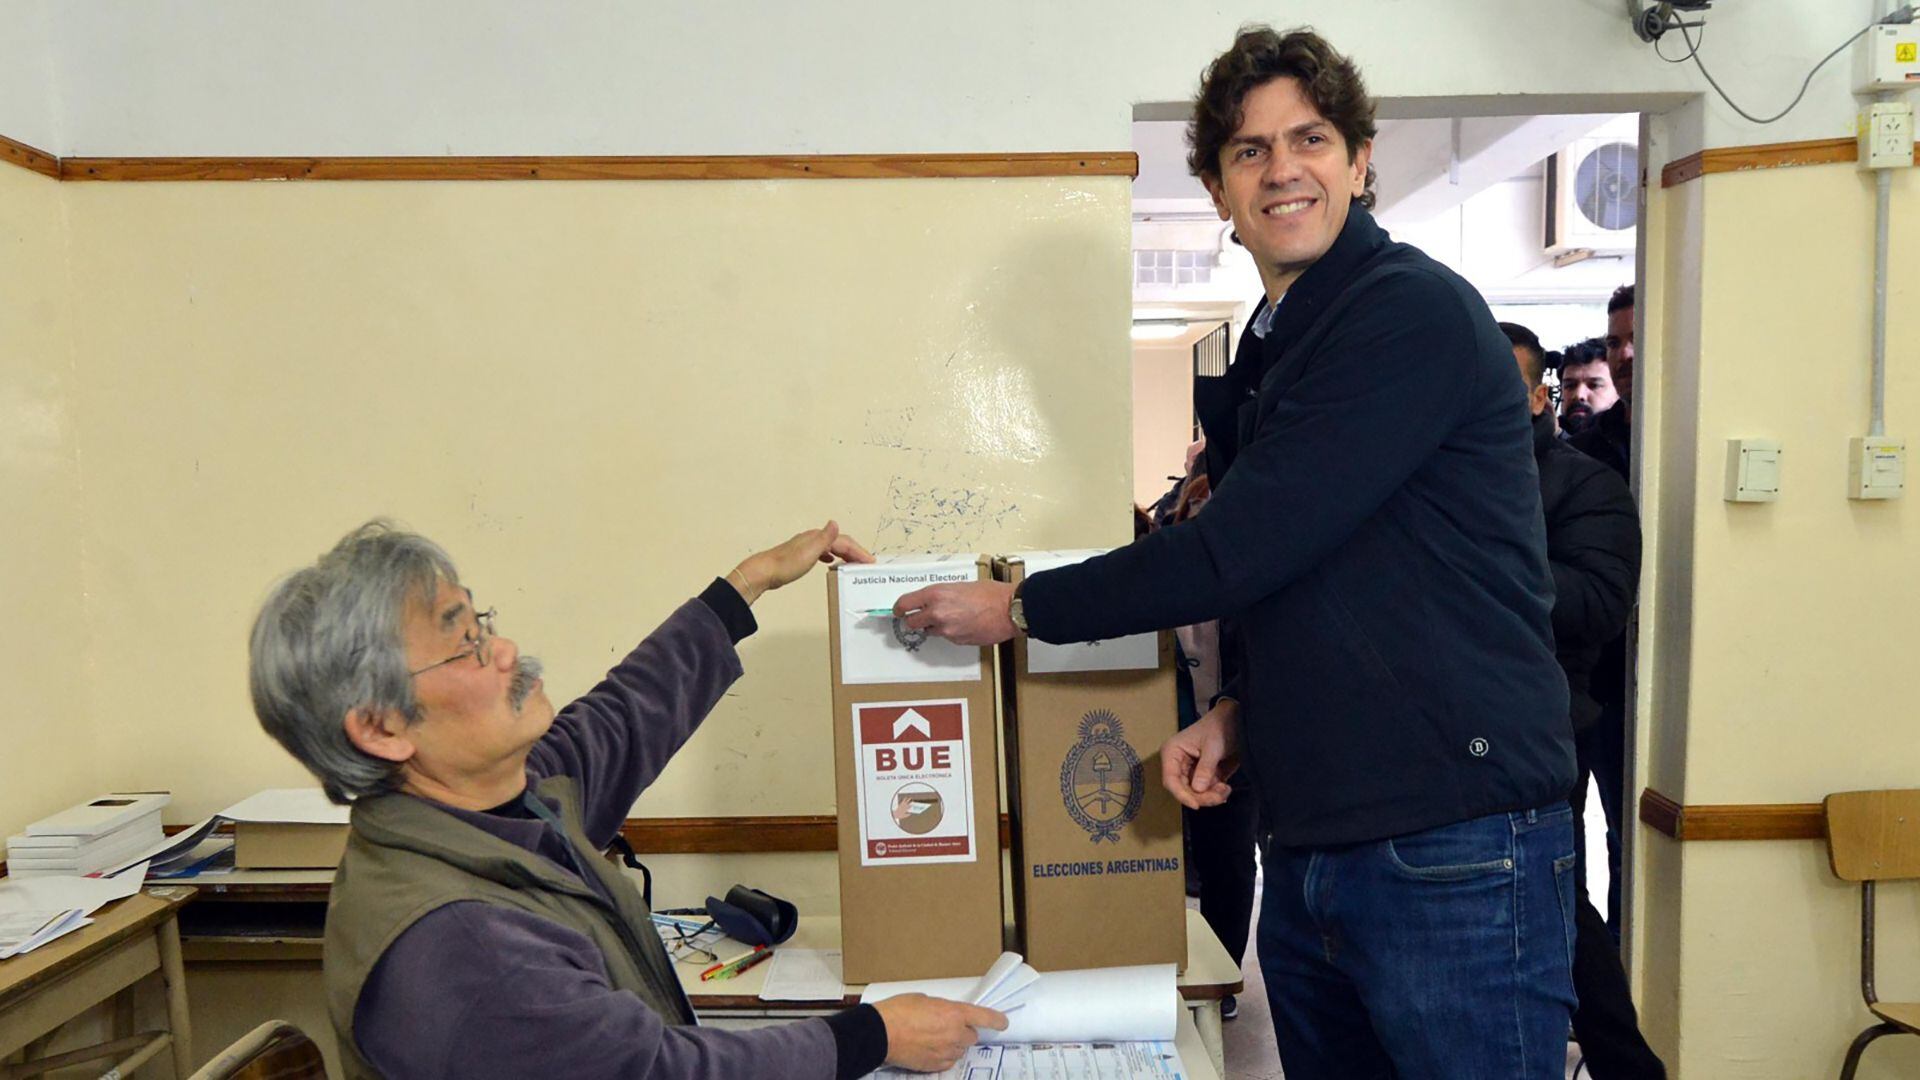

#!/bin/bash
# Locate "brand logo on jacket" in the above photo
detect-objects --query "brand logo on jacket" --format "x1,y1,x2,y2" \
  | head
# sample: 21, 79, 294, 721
1468, 737, 1490, 757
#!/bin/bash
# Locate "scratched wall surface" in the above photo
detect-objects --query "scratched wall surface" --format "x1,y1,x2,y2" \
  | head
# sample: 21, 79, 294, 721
59, 177, 1133, 821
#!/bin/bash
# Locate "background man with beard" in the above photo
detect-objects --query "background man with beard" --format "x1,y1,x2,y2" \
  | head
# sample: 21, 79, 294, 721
247, 519, 1003, 1080
1558, 337, 1619, 437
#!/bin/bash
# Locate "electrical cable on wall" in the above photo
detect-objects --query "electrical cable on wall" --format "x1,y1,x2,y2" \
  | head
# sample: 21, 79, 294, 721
1639, 4, 1917, 124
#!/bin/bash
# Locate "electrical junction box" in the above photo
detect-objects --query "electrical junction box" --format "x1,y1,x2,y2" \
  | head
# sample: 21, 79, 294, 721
1858, 101, 1916, 170
1848, 437, 1907, 500
1725, 438, 1782, 502
1857, 22, 1920, 93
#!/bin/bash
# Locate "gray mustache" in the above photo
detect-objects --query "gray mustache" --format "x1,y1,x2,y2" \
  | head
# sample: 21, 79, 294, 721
509, 656, 545, 710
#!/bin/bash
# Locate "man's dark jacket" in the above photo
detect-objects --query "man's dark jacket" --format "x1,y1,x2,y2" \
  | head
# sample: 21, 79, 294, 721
1567, 399, 1632, 714
1533, 408, 1641, 734
1023, 206, 1575, 847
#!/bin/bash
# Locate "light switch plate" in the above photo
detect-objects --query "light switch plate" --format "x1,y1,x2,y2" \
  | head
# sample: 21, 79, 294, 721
1725, 438, 1782, 502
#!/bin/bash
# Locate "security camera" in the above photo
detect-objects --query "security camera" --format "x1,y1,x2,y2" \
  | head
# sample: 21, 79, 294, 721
1627, 0, 1713, 43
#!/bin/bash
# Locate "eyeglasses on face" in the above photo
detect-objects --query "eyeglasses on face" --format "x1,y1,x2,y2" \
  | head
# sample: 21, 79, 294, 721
407, 606, 497, 677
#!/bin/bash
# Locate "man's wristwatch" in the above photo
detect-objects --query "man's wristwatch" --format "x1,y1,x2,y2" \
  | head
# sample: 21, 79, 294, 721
1008, 582, 1029, 635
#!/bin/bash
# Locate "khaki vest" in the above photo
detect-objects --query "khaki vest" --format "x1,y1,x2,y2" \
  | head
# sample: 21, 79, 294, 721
323, 777, 694, 1079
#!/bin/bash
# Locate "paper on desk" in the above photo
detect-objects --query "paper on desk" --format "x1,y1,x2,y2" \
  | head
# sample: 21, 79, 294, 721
0, 910, 91, 960
868, 1039, 1186, 1080
97, 814, 224, 878
837, 557, 983, 685
758, 948, 850, 1002
0, 864, 147, 958
862, 958, 1179, 1044
221, 788, 349, 824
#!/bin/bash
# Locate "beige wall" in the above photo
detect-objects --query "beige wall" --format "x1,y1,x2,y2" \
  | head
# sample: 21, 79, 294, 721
52, 177, 1133, 828
1131, 341, 1192, 509
1634, 159, 1920, 1078
0, 162, 96, 832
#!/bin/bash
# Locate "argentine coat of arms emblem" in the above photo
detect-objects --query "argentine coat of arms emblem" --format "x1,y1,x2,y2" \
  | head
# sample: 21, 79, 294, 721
1059, 709, 1143, 844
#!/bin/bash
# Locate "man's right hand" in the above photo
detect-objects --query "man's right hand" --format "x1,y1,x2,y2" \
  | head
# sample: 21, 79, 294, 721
871, 993, 1008, 1072
1160, 698, 1241, 809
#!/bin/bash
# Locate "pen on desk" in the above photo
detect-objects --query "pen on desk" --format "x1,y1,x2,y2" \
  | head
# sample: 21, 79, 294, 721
700, 944, 771, 981
716, 947, 773, 981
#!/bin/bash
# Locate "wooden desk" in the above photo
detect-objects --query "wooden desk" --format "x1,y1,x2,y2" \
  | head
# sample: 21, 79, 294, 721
676, 908, 1240, 1078
175, 872, 1245, 1076
0, 887, 195, 1079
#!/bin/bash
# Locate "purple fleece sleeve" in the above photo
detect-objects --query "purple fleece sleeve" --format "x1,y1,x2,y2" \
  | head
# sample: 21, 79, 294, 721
526, 595, 747, 847
356, 902, 841, 1080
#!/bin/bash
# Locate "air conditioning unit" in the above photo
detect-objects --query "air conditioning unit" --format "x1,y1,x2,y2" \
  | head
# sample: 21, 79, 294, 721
1544, 139, 1639, 259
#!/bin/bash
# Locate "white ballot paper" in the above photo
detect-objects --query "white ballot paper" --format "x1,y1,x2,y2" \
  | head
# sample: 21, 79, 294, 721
838, 556, 983, 684
868, 1040, 1186, 1080
1015, 551, 1159, 675
861, 951, 1180, 1045
852, 699, 977, 866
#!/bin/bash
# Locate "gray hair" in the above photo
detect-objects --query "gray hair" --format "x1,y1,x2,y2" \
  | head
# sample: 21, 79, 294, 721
248, 519, 459, 803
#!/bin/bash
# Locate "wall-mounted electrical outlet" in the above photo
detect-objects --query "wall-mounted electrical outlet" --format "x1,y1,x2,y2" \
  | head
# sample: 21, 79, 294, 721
1848, 437, 1906, 500
1858, 102, 1916, 170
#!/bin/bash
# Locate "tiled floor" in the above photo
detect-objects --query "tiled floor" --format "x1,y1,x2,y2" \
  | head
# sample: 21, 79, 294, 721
1207, 782, 1611, 1078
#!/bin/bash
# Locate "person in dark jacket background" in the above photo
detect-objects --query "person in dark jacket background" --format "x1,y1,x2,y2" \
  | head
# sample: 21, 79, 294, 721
1569, 283, 1636, 934
895, 27, 1578, 1079
1505, 322, 1663, 1079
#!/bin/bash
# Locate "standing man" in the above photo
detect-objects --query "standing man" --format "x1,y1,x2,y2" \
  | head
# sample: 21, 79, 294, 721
1569, 282, 1635, 932
897, 27, 1577, 1079
1504, 322, 1664, 1079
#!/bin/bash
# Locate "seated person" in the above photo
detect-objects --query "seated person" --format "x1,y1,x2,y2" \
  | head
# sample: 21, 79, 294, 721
248, 519, 1003, 1080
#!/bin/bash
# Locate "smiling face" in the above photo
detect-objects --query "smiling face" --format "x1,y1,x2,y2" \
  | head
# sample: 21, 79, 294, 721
1203, 76, 1372, 302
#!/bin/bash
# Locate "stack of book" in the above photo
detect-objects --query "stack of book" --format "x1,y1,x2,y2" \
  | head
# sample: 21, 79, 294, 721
6, 793, 170, 879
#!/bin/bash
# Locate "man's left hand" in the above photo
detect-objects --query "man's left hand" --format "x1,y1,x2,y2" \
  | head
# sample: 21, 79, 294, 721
893, 581, 1018, 646
730, 521, 874, 604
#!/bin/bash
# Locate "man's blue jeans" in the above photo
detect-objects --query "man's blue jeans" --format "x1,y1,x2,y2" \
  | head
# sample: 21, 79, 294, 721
1257, 805, 1578, 1079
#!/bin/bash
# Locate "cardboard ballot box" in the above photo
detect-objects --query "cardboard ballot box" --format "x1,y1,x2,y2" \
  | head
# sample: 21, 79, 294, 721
828, 556, 1004, 984
994, 553, 1186, 972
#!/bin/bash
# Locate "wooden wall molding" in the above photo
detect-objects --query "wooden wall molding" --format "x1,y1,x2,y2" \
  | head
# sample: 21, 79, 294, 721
0, 133, 59, 179
1638, 787, 1826, 841
619, 814, 1014, 855
1659, 136, 1918, 188
0, 142, 1136, 182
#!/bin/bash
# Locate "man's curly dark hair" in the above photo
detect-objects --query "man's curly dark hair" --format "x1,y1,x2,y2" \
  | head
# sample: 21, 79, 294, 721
1186, 25, 1378, 210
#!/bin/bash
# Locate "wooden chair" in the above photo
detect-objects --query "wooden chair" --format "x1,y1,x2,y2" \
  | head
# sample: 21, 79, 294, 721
185, 1020, 326, 1080
1825, 789, 1920, 1080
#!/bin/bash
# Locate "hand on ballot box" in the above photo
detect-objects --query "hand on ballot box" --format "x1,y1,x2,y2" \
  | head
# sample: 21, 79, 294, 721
891, 580, 1018, 646
870, 993, 1009, 1074
727, 520, 874, 604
